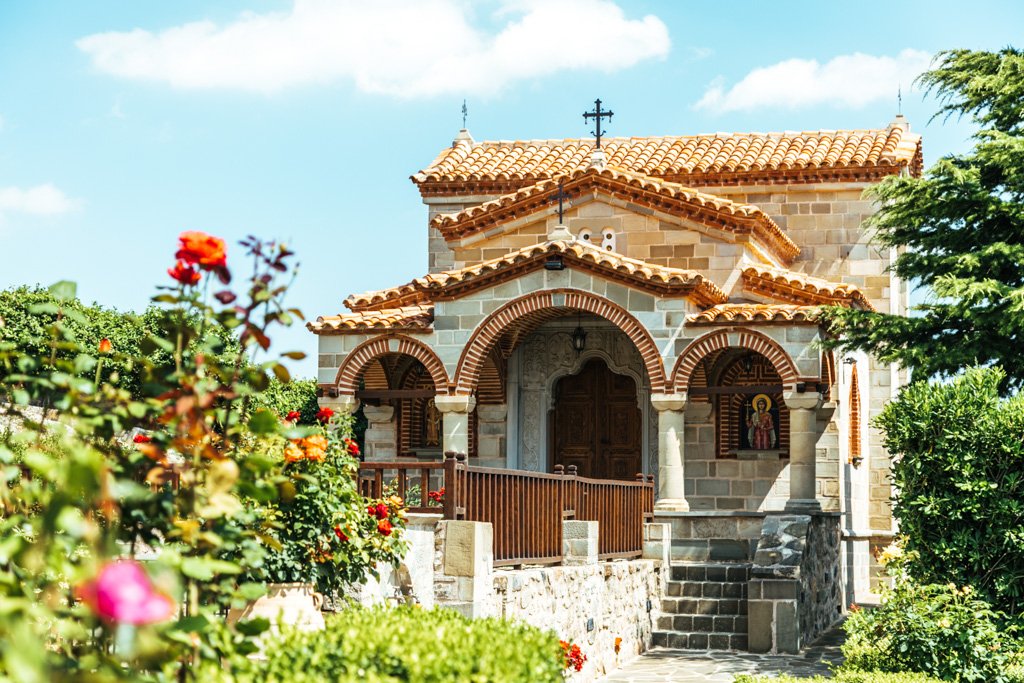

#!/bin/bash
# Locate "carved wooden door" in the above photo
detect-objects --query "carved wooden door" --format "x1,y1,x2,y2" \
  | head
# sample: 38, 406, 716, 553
551, 359, 642, 479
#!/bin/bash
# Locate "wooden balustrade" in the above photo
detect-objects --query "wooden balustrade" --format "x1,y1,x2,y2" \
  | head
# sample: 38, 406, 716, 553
354, 453, 654, 566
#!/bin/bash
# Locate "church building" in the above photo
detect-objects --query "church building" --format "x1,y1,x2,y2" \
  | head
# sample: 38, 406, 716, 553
311, 107, 920, 606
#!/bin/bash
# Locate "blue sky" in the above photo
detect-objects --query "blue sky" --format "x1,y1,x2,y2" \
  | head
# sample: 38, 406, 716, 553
1, 1, 1020, 376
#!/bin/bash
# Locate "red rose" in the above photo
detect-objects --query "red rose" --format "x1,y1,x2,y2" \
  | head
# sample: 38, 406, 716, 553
375, 503, 389, 520
133, 433, 151, 444
334, 525, 348, 542
285, 410, 301, 422
345, 439, 360, 456
377, 519, 393, 536
168, 260, 201, 286
316, 407, 334, 424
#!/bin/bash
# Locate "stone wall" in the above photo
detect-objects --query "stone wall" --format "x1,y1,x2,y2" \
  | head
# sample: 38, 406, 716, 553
352, 513, 440, 609
747, 513, 844, 654
799, 514, 842, 646
494, 561, 662, 681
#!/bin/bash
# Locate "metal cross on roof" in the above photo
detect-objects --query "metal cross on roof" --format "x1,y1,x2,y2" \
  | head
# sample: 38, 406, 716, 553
552, 179, 572, 223
583, 98, 614, 149
461, 99, 468, 129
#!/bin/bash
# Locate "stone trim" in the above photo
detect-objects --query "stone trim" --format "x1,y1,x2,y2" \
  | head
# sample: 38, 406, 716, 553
671, 328, 800, 393
334, 335, 450, 396
454, 289, 668, 395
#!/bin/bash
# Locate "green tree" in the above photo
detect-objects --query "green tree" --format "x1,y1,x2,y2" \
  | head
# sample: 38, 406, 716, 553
824, 48, 1024, 388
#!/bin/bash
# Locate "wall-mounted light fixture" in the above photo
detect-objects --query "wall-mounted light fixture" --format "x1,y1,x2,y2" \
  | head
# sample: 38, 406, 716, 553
742, 354, 753, 374
544, 255, 565, 270
571, 313, 587, 354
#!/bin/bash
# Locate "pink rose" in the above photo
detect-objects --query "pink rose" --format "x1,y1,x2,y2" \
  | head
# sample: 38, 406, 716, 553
76, 560, 176, 625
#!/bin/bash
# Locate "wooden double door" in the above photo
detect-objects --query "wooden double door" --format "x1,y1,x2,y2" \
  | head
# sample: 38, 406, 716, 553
550, 359, 642, 479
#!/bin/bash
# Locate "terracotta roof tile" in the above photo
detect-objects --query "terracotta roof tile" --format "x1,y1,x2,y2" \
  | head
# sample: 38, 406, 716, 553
688, 303, 822, 325
414, 126, 922, 192
429, 166, 799, 263
308, 305, 433, 335
741, 264, 874, 310
344, 239, 727, 312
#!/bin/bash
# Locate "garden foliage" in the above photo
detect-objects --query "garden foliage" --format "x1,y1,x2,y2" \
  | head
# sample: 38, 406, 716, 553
0, 233, 404, 681
876, 367, 1024, 617
202, 605, 567, 683
734, 673, 944, 683
841, 573, 1020, 682
823, 48, 1024, 388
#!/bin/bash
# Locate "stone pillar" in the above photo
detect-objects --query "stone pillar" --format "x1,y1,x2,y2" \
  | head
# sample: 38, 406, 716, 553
651, 393, 689, 511
316, 393, 359, 415
784, 392, 823, 512
434, 395, 477, 456
436, 520, 494, 618
562, 520, 599, 565
475, 404, 507, 466
363, 404, 397, 460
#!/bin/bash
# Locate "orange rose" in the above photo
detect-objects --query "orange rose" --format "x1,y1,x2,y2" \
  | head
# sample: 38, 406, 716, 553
377, 519, 393, 536
283, 443, 304, 463
98, 338, 113, 354
176, 231, 227, 269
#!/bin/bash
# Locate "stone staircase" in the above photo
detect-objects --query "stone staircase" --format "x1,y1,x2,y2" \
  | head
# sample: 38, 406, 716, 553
652, 562, 750, 651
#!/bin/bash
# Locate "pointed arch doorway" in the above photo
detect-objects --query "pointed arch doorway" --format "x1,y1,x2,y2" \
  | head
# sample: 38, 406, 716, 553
550, 358, 642, 479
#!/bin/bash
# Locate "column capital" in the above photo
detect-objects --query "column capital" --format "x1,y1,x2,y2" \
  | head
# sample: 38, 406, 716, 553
651, 392, 687, 412
434, 394, 477, 414
318, 394, 359, 414
782, 391, 822, 411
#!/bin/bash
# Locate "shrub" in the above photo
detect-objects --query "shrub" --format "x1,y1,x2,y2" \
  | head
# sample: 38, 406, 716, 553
841, 572, 1020, 682
203, 605, 566, 683
734, 673, 943, 683
876, 367, 1024, 618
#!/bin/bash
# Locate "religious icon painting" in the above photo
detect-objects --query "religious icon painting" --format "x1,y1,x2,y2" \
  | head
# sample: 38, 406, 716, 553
740, 393, 780, 451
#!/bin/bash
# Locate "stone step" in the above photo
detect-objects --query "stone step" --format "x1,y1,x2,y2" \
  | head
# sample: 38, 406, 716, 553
665, 579, 747, 599
656, 613, 748, 634
669, 562, 751, 583
660, 595, 748, 617
653, 629, 749, 651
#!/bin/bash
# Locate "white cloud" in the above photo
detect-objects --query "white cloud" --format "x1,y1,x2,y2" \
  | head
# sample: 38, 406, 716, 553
695, 49, 932, 112
76, 0, 670, 98
0, 184, 79, 219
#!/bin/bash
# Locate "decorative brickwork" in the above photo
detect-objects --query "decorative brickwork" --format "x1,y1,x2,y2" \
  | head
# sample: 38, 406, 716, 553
334, 335, 450, 396
672, 329, 800, 394
454, 289, 668, 395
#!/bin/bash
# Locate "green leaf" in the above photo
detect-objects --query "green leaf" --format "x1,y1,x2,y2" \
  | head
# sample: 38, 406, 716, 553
48, 280, 77, 302
234, 617, 270, 636
248, 408, 279, 435
181, 556, 242, 581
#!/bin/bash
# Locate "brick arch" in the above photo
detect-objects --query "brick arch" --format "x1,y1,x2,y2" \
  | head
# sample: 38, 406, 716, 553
335, 335, 450, 396
454, 289, 667, 395
671, 328, 799, 393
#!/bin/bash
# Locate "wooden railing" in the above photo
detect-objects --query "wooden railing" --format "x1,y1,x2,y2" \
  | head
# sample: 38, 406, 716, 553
356, 454, 654, 567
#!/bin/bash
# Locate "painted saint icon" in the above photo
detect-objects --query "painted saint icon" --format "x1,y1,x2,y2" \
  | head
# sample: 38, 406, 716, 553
424, 398, 442, 447
744, 393, 777, 450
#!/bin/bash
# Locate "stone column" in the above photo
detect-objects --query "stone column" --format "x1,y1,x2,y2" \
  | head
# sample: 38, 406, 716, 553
363, 404, 397, 460
475, 404, 508, 467
783, 392, 824, 512
316, 393, 359, 415
434, 395, 477, 456
651, 393, 689, 512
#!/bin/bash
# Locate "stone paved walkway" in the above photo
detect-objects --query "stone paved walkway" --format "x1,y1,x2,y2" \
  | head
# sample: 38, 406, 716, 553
601, 626, 845, 682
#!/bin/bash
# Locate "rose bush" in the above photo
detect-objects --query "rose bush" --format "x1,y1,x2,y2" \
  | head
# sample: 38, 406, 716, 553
0, 231, 401, 680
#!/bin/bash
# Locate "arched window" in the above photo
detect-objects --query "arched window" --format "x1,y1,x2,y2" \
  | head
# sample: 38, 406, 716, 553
848, 363, 862, 464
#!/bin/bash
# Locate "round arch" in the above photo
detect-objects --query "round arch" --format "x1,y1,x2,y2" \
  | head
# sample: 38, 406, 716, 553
334, 334, 450, 396
453, 289, 668, 395
671, 328, 800, 394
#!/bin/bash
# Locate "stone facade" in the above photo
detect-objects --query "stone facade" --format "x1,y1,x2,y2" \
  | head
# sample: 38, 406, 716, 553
313, 121, 922, 611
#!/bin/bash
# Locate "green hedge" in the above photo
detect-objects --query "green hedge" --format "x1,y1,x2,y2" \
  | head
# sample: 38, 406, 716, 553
735, 673, 944, 683
208, 605, 566, 682
877, 367, 1024, 617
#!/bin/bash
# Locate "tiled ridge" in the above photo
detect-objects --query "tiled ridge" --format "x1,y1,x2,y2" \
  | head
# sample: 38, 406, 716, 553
653, 562, 752, 652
